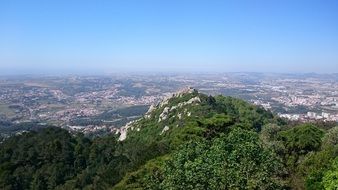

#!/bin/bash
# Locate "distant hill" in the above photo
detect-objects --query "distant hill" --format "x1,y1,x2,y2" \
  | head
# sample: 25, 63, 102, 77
0, 88, 337, 190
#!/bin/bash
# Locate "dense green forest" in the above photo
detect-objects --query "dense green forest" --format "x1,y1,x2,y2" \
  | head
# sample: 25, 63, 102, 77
1, 90, 338, 189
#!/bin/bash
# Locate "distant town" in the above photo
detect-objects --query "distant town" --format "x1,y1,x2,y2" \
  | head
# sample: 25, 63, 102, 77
0, 73, 337, 135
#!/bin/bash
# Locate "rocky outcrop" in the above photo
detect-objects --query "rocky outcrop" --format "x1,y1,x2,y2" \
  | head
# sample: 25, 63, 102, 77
158, 107, 169, 122
118, 87, 199, 141
160, 126, 170, 135
145, 104, 156, 118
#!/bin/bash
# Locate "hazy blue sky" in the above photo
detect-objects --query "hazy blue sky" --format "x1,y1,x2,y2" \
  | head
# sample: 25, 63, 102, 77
1, 0, 338, 74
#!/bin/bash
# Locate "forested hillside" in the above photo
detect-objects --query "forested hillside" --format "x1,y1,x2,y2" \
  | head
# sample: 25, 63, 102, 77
1, 89, 337, 189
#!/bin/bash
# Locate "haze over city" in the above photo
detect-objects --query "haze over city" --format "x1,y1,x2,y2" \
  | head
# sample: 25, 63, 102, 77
1, 0, 338, 75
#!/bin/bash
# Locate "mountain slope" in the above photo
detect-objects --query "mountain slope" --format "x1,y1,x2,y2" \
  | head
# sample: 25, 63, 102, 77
113, 88, 279, 189
119, 87, 274, 144
2, 88, 335, 189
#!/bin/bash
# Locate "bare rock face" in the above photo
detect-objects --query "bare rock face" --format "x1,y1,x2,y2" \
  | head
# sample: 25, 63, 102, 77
157, 91, 200, 123
177, 96, 201, 108
159, 98, 170, 108
145, 104, 156, 118
118, 87, 199, 141
118, 124, 129, 141
118, 120, 138, 141
187, 96, 201, 104
160, 126, 170, 135
173, 87, 195, 97
158, 107, 169, 122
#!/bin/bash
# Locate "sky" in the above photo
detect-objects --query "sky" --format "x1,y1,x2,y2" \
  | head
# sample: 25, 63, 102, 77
0, 0, 338, 75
